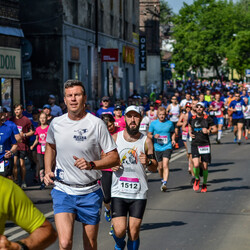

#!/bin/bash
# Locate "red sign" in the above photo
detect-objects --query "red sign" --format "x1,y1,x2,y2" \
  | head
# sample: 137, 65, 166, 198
101, 48, 119, 62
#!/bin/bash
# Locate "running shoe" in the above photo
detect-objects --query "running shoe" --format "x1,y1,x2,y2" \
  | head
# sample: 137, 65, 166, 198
201, 184, 207, 193
21, 182, 27, 189
190, 177, 195, 186
216, 138, 221, 144
39, 183, 46, 190
193, 179, 200, 191
160, 182, 167, 192
245, 136, 248, 140
243, 131, 245, 137
234, 136, 237, 143
175, 143, 179, 149
238, 140, 241, 145
104, 208, 111, 222
109, 225, 114, 236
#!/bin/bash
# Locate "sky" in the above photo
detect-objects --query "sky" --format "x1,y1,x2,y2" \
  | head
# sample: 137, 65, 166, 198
166, 0, 239, 14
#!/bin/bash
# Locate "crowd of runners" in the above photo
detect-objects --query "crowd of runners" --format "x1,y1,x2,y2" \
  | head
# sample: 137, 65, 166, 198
1, 79, 250, 250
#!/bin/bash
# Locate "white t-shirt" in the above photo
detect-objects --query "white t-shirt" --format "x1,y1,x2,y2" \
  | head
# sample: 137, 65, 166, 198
139, 116, 151, 136
46, 113, 117, 195
180, 99, 192, 108
244, 105, 250, 119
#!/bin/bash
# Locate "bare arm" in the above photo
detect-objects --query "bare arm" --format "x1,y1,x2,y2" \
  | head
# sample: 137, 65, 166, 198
4, 144, 18, 159
14, 134, 22, 143
44, 143, 56, 185
147, 131, 153, 139
0, 220, 57, 250
144, 137, 157, 172
177, 113, 184, 127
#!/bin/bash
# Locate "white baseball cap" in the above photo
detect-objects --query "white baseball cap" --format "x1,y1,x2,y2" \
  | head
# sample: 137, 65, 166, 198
196, 102, 205, 107
125, 105, 141, 115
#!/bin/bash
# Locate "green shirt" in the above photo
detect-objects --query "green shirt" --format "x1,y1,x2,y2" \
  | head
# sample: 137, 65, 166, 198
0, 176, 45, 235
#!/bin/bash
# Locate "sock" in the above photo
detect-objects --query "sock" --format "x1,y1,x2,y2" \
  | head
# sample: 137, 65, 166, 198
193, 167, 200, 179
127, 238, 140, 250
163, 181, 167, 185
113, 234, 126, 250
218, 130, 222, 140
203, 169, 208, 184
105, 207, 110, 212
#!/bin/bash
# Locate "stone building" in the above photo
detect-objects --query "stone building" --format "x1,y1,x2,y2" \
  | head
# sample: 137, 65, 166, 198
139, 0, 161, 94
20, 0, 140, 108
0, 0, 23, 111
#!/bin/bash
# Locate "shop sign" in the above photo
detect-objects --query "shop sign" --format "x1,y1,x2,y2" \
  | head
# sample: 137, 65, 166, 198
122, 46, 135, 64
101, 48, 119, 62
139, 36, 146, 70
0, 47, 21, 78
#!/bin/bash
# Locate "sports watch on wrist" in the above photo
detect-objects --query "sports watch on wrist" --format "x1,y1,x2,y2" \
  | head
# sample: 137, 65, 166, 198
89, 161, 96, 170
15, 241, 29, 250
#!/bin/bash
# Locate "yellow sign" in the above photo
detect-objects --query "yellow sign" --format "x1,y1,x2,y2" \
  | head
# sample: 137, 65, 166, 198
0, 47, 21, 78
122, 46, 135, 64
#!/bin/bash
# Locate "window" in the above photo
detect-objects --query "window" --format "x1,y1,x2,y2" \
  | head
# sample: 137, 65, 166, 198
1, 78, 12, 112
68, 63, 80, 80
110, 15, 114, 36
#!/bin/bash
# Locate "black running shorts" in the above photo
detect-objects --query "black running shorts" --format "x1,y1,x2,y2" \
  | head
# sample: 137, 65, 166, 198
191, 145, 211, 163
111, 197, 147, 219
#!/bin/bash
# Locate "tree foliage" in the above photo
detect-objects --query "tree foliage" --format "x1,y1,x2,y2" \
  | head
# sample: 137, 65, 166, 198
169, 0, 250, 78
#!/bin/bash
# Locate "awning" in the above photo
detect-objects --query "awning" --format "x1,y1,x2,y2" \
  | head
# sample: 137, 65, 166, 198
0, 25, 24, 38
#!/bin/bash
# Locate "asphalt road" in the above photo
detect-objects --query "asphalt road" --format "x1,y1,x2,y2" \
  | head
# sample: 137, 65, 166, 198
4, 130, 250, 250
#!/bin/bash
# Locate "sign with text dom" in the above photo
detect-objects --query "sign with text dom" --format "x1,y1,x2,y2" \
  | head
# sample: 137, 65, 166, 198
0, 47, 21, 78
139, 36, 146, 70
101, 48, 119, 62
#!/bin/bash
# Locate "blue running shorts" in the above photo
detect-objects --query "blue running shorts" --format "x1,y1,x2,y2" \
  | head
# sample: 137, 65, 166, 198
51, 188, 103, 225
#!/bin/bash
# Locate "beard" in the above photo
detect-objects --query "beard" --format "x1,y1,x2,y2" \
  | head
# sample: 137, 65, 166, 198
197, 111, 203, 116
126, 122, 140, 135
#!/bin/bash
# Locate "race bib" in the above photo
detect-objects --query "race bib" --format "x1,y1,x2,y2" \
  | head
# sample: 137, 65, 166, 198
0, 161, 4, 173
235, 105, 242, 111
210, 111, 214, 116
189, 136, 192, 142
215, 110, 221, 116
198, 145, 210, 154
182, 132, 188, 141
172, 112, 179, 116
114, 122, 119, 127
41, 144, 46, 153
0, 145, 3, 154
119, 177, 140, 194
140, 124, 147, 131
157, 136, 168, 144
17, 126, 22, 133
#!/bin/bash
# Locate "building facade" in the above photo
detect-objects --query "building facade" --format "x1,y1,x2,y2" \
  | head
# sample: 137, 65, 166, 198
20, 0, 140, 109
0, 0, 23, 112
139, 0, 161, 94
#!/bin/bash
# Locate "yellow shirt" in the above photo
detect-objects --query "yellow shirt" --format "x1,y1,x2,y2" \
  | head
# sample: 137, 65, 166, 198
0, 176, 46, 235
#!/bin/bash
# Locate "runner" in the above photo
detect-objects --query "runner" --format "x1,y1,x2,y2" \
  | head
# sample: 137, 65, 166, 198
146, 104, 157, 122
139, 107, 151, 136
148, 106, 175, 192
11, 104, 34, 188
44, 80, 119, 250
0, 107, 18, 178
177, 102, 194, 177
111, 105, 157, 250
243, 98, 250, 140
96, 96, 114, 118
114, 104, 126, 132
48, 94, 63, 117
166, 96, 180, 149
100, 114, 120, 236
43, 104, 54, 125
189, 102, 217, 193
30, 112, 49, 189
0, 175, 57, 249
209, 93, 224, 144
180, 93, 192, 110
229, 93, 246, 145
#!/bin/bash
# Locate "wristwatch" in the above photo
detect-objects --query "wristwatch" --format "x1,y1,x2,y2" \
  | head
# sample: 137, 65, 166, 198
89, 161, 96, 170
15, 241, 29, 250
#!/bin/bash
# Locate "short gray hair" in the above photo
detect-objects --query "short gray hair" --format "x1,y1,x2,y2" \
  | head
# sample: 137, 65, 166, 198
64, 80, 86, 95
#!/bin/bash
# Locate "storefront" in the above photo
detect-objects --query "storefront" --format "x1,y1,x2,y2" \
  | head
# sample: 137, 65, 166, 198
0, 46, 21, 112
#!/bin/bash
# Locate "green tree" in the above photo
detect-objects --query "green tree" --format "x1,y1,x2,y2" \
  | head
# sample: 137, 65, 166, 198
171, 0, 244, 79
227, 31, 250, 78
